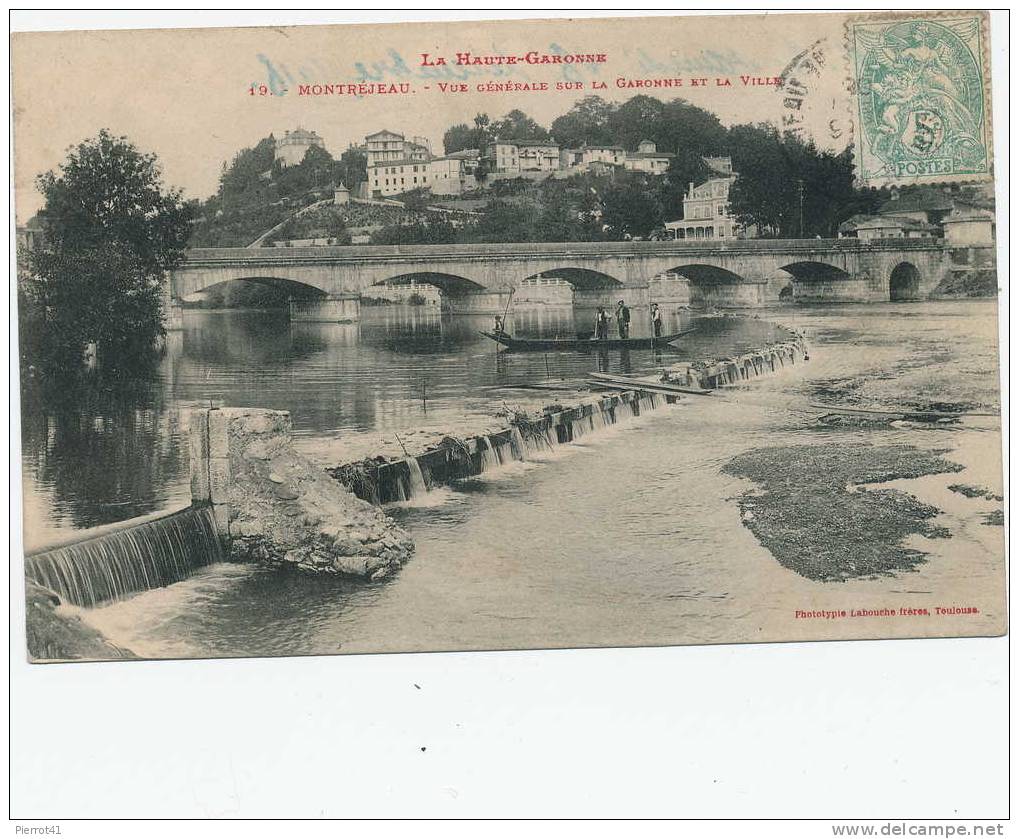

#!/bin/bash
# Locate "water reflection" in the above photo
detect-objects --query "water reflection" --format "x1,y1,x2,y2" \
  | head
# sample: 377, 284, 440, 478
21, 303, 786, 540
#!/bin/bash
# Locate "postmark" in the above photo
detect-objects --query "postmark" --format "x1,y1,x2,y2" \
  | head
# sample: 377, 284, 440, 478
847, 13, 991, 186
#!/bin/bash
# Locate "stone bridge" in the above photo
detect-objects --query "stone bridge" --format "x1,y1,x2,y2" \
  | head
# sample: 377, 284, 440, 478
170, 239, 953, 321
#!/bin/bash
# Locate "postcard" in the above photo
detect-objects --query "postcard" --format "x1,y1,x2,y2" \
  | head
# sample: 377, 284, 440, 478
12, 11, 1004, 663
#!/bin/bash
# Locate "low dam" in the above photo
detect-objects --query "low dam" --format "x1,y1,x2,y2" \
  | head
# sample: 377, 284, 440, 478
22, 329, 808, 618
24, 505, 224, 608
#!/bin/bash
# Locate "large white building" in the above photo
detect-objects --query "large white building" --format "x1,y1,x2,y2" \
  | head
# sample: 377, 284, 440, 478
484, 141, 520, 175
364, 129, 431, 167
364, 128, 439, 197
368, 159, 435, 196
622, 140, 673, 174
427, 156, 467, 196
665, 156, 740, 240
517, 140, 560, 172
274, 128, 326, 167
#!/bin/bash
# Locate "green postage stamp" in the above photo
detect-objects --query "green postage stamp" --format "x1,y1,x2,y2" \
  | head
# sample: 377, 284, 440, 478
848, 13, 992, 186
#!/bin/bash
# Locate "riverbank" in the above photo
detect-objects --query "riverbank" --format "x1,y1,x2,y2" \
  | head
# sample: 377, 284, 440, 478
69, 301, 1004, 658
25, 582, 136, 662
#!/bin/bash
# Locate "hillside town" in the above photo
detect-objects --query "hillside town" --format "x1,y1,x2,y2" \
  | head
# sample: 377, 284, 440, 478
251, 122, 995, 249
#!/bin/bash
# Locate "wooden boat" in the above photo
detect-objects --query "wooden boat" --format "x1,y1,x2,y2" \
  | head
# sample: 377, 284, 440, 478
480, 329, 694, 352
588, 371, 714, 396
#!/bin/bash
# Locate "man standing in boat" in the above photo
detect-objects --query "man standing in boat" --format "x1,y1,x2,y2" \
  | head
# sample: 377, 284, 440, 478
615, 300, 631, 339
595, 307, 610, 340
650, 303, 663, 338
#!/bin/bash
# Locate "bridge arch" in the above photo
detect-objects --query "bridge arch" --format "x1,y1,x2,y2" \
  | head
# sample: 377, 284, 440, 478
524, 267, 622, 291
889, 262, 922, 301
373, 271, 485, 297
778, 261, 855, 284
181, 275, 329, 307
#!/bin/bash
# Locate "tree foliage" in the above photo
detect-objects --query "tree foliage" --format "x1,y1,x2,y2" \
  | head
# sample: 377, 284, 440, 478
23, 130, 193, 366
338, 147, 367, 191
489, 109, 550, 143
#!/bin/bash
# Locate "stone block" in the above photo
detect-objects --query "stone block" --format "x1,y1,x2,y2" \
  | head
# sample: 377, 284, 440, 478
188, 409, 210, 503
209, 410, 231, 460
212, 504, 231, 540
209, 457, 232, 501
334, 555, 369, 577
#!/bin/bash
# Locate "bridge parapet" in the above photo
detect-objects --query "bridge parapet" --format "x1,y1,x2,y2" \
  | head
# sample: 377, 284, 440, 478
173, 238, 954, 309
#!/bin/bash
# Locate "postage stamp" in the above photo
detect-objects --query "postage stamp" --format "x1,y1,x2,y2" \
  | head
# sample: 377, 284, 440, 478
847, 12, 992, 186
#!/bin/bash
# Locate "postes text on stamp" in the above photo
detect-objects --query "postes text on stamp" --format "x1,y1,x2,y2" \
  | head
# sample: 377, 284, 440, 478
848, 13, 990, 186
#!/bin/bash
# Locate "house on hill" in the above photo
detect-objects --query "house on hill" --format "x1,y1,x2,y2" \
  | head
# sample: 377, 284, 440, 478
664, 156, 740, 240
274, 128, 326, 167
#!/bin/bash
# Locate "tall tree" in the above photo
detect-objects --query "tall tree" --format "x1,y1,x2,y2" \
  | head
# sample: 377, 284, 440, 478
338, 147, 367, 191
600, 173, 664, 239
23, 130, 193, 364
489, 109, 550, 143
549, 96, 615, 147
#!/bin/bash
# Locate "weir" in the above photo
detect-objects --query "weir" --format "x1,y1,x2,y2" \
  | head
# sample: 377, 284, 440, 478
330, 389, 664, 505
24, 505, 224, 608
23, 329, 808, 607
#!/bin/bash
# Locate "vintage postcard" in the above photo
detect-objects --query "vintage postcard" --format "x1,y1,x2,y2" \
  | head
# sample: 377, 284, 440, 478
12, 11, 1004, 663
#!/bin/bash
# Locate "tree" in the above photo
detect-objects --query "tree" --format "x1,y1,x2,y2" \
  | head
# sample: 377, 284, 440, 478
550, 96, 615, 147
490, 109, 550, 143
606, 95, 666, 150
600, 174, 664, 239
473, 200, 536, 242
443, 123, 476, 154
337, 147, 367, 192
23, 130, 193, 366
300, 144, 335, 190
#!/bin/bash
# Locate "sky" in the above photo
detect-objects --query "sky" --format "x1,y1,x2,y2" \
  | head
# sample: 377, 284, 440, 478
11, 12, 851, 221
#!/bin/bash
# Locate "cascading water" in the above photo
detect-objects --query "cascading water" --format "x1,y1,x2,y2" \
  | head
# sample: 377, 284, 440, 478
480, 436, 501, 471
406, 457, 428, 497
509, 427, 529, 461
543, 426, 558, 450
24, 505, 224, 609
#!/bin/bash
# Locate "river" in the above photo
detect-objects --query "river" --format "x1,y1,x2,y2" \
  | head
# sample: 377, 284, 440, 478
20, 300, 1005, 657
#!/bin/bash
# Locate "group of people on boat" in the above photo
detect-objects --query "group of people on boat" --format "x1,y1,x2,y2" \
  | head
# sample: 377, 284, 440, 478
594, 301, 663, 340
494, 301, 664, 342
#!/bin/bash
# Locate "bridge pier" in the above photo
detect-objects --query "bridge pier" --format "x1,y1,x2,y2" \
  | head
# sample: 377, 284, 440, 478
441, 290, 512, 315
689, 279, 768, 309
572, 286, 650, 309
792, 275, 886, 304
290, 293, 360, 322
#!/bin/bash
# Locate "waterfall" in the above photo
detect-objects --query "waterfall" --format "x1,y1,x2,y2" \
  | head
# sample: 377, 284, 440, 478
543, 426, 558, 450
480, 436, 501, 471
570, 415, 586, 440
509, 427, 528, 461
24, 505, 224, 609
406, 457, 428, 497
591, 403, 607, 431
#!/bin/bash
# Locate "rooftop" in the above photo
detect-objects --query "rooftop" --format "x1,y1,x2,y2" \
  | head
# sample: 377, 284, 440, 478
839, 213, 936, 233
878, 187, 954, 215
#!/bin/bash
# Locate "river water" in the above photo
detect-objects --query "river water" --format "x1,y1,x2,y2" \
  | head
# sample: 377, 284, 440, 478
21, 301, 1006, 657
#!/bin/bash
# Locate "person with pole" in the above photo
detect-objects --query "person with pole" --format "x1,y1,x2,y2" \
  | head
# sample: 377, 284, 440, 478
595, 306, 610, 340
650, 302, 663, 338
615, 299, 630, 339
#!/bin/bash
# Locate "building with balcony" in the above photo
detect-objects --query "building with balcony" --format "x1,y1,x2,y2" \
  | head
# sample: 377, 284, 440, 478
664, 156, 739, 240
364, 130, 432, 168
